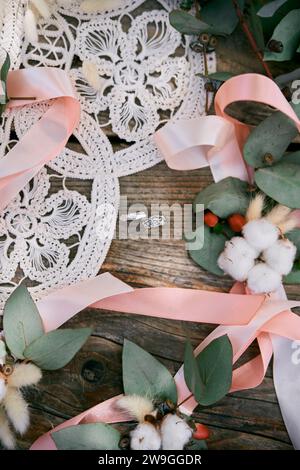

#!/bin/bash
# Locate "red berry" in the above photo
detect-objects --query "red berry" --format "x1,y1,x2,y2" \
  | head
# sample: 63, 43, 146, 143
228, 213, 246, 232
204, 211, 219, 228
193, 423, 210, 440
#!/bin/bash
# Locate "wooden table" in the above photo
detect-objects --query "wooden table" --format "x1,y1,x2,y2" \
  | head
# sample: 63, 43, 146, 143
13, 1, 300, 450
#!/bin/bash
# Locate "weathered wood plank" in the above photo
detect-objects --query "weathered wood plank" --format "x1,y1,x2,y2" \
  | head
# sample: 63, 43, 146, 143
10, 1, 300, 450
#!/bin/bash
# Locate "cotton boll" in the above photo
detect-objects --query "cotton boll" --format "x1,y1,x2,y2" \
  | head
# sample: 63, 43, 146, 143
130, 422, 161, 450
217, 237, 257, 282
3, 388, 29, 434
242, 219, 279, 251
0, 410, 15, 449
247, 263, 282, 294
24, 8, 38, 44
8, 363, 42, 388
263, 239, 297, 275
161, 414, 193, 450
0, 377, 7, 401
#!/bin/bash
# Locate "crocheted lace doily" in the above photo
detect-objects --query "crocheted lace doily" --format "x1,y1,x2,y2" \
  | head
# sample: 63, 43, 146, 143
0, 0, 215, 310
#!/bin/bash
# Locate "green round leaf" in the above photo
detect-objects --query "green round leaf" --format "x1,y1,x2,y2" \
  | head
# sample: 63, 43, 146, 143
282, 151, 300, 165
3, 284, 44, 359
169, 10, 213, 35
0, 340, 7, 358
287, 228, 300, 257
243, 111, 299, 168
284, 267, 300, 284
24, 328, 92, 370
255, 162, 300, 208
264, 9, 300, 61
52, 423, 120, 450
184, 336, 233, 406
193, 177, 250, 218
258, 0, 288, 18
122, 339, 177, 404
200, 0, 245, 35
188, 225, 226, 276
208, 72, 236, 82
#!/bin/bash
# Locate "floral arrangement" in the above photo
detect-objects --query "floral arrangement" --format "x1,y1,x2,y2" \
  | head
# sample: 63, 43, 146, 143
50, 336, 232, 450
0, 284, 91, 448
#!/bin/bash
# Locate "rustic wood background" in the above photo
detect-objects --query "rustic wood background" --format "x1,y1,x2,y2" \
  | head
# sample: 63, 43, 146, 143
11, 0, 300, 450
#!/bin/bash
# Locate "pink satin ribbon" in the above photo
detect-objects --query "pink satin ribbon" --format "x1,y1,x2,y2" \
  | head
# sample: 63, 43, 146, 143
31, 273, 300, 449
26, 72, 300, 449
0, 67, 80, 210
154, 73, 300, 182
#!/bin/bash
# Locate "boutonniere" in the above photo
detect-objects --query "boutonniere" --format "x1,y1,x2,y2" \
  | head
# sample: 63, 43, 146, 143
0, 284, 91, 449
50, 335, 233, 450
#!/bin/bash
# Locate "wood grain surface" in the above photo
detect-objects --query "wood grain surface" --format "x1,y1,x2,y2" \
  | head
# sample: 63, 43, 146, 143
7, 0, 300, 450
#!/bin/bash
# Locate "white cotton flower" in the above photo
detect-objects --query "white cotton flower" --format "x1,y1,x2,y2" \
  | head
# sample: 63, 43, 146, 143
161, 414, 193, 450
217, 237, 257, 282
263, 239, 297, 275
130, 422, 161, 450
242, 219, 279, 252
247, 263, 282, 294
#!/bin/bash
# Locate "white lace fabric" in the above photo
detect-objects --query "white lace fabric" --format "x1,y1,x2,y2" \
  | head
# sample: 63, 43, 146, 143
0, 0, 215, 311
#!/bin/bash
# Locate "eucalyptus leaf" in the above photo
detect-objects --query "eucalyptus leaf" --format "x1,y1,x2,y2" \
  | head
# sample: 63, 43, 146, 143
195, 335, 233, 406
193, 177, 250, 217
282, 151, 300, 165
243, 111, 299, 168
0, 53, 10, 115
255, 162, 300, 208
264, 10, 300, 61
187, 439, 208, 450
123, 340, 177, 403
184, 341, 204, 403
3, 284, 44, 359
287, 229, 300, 257
24, 328, 92, 370
284, 267, 300, 284
207, 72, 236, 82
52, 423, 120, 450
258, 0, 288, 17
260, 0, 300, 39
200, 0, 245, 36
0, 340, 6, 358
188, 225, 226, 276
169, 10, 214, 35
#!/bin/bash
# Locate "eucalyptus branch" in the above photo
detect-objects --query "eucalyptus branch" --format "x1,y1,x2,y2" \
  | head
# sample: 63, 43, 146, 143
232, 0, 273, 80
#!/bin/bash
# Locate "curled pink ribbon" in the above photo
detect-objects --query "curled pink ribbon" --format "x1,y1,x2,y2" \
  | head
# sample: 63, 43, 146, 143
30, 72, 300, 450
0, 67, 80, 210
31, 273, 300, 449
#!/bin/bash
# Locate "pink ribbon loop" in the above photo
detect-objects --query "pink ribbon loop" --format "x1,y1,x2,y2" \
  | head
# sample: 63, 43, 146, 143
0, 67, 80, 210
154, 73, 300, 182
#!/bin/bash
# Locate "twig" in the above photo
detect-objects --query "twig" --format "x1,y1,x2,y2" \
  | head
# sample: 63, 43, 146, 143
232, 0, 273, 80
194, 0, 200, 18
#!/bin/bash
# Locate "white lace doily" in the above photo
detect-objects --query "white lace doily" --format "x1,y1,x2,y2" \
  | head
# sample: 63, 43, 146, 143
0, 0, 215, 311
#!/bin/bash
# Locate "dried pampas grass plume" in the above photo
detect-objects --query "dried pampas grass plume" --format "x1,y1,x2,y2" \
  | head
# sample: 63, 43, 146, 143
82, 61, 103, 92
266, 205, 292, 225
80, 0, 124, 13
246, 193, 265, 221
24, 8, 38, 44
0, 410, 15, 450
278, 216, 298, 234
30, 0, 51, 19
117, 395, 155, 423
3, 388, 29, 435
